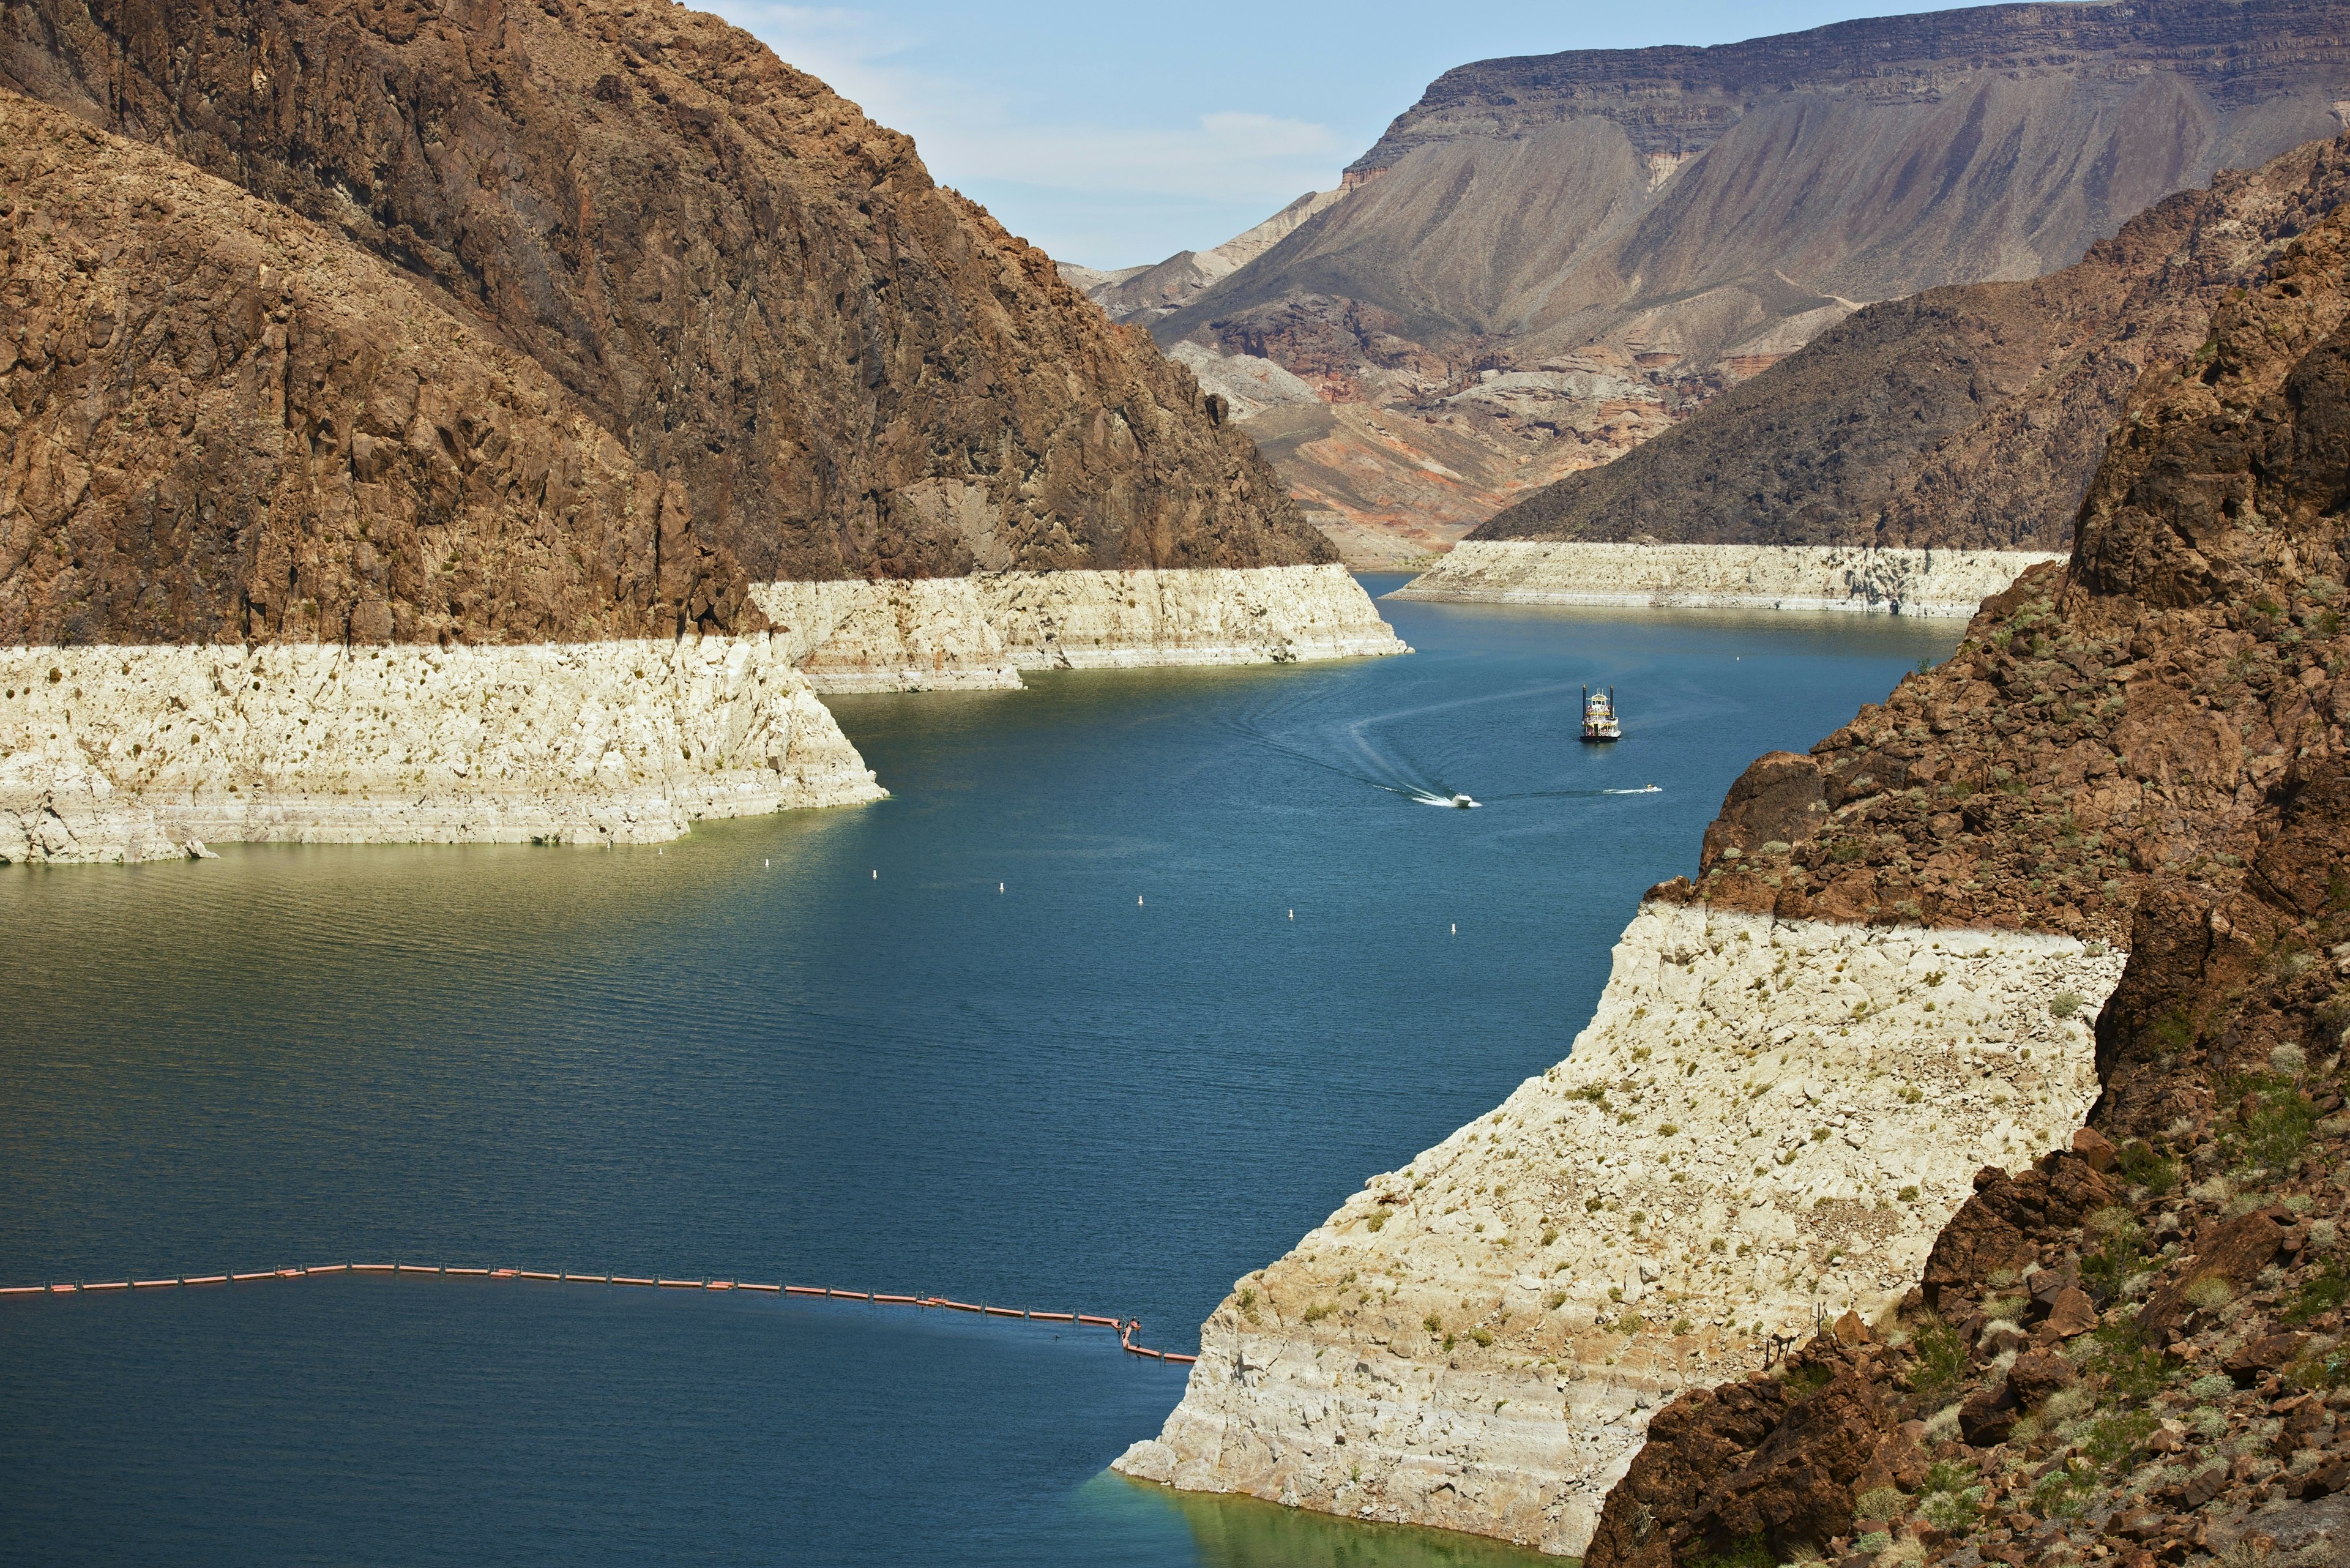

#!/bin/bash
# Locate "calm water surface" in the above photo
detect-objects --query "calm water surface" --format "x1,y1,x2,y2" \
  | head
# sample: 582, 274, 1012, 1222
0, 583, 1956, 1565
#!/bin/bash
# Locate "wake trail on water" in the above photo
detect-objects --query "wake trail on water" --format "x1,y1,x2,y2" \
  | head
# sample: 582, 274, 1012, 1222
1224, 682, 1671, 808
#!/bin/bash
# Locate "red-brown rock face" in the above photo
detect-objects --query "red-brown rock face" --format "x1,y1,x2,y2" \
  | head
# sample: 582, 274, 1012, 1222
1, 88, 754, 644
2, 0, 1329, 587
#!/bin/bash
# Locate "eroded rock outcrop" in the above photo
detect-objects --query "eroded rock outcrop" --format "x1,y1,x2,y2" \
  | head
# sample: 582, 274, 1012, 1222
753, 564, 1407, 693
0, 637, 881, 863
1116, 905, 2122, 1554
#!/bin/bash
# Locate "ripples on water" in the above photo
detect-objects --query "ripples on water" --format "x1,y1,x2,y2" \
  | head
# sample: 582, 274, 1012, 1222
0, 583, 1956, 1566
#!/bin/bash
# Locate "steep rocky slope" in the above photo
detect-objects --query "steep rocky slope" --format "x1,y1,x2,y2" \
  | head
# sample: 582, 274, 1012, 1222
2, 0, 1329, 581
1152, 0, 2350, 558
1119, 133, 2350, 1560
1, 88, 755, 646
1584, 144, 2350, 1568
1473, 137, 2350, 553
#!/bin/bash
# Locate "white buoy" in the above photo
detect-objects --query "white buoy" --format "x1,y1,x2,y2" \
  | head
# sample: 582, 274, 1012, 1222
765, 859, 770, 868
1288, 909, 1294, 920
999, 882, 1005, 894
872, 869, 878, 879
1138, 895, 1144, 906
1451, 923, 1457, 935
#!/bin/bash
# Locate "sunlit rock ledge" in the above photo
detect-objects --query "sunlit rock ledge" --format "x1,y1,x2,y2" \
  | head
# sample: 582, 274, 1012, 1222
754, 564, 1407, 693
1389, 542, 2063, 618
1116, 901, 2125, 1556
0, 637, 881, 865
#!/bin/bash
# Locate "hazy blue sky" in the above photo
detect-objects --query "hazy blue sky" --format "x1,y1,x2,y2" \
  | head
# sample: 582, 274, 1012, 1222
704, 1, 1985, 267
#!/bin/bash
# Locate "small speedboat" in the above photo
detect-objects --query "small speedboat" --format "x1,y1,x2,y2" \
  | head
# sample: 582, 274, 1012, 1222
1452, 794, 1480, 809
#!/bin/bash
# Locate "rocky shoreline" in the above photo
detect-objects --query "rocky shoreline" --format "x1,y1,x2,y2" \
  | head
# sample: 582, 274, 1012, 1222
1116, 904, 2122, 1555
1392, 544, 2059, 618
0, 637, 881, 864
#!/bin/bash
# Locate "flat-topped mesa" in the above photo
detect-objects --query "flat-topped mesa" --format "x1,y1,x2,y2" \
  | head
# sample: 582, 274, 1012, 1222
1, 0, 1331, 583
1124, 145, 2350, 1564
1391, 544, 2061, 618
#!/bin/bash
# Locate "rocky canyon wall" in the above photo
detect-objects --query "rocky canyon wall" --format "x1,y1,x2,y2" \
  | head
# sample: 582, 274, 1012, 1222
1392, 544, 2059, 618
1, 0, 1330, 582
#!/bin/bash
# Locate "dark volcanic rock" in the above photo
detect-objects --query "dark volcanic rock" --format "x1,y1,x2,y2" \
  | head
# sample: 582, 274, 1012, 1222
0, 89, 755, 644
1, 0, 1329, 584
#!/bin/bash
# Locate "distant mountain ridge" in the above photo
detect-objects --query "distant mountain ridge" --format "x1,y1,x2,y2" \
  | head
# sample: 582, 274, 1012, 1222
1145, 0, 2350, 561
1474, 133, 2350, 550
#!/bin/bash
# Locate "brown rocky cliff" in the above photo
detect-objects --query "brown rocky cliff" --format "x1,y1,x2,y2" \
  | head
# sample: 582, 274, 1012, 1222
1653, 152, 2350, 943
0, 88, 755, 644
1589, 155, 2350, 1568
1475, 137, 2350, 551
1, 0, 1330, 583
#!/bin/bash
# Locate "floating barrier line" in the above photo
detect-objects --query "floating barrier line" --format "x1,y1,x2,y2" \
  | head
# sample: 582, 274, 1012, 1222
0, 1260, 1199, 1365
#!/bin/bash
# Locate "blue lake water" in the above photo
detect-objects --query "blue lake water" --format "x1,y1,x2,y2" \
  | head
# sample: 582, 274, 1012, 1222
0, 581, 1956, 1565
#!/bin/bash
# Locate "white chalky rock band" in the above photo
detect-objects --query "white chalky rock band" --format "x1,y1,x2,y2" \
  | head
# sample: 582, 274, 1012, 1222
1392, 542, 2061, 617
1116, 902, 2125, 1556
0, 636, 881, 864
755, 564, 1406, 692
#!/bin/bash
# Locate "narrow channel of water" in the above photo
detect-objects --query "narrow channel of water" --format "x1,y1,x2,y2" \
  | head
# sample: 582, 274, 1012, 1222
0, 583, 1956, 1565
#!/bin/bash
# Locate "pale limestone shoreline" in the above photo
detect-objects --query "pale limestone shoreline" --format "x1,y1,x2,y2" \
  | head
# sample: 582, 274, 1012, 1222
1392, 541, 2061, 617
755, 564, 1407, 693
4, 567, 1409, 864
1116, 902, 2125, 1556
1, 637, 881, 865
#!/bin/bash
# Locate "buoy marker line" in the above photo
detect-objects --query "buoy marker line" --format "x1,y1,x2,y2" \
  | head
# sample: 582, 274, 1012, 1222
0, 1262, 1197, 1364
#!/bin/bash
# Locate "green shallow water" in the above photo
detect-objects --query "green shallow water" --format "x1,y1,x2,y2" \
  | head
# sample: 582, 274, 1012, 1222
0, 582, 1955, 1565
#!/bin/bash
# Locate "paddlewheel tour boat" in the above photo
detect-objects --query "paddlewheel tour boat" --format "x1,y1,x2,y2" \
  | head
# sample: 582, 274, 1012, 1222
1581, 685, 1622, 744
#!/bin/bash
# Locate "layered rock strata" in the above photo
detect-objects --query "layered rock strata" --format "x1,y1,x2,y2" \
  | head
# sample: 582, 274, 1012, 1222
1, 0, 1332, 581
1117, 903, 2122, 1554
753, 566, 1406, 691
1392, 543, 2058, 618
0, 637, 879, 864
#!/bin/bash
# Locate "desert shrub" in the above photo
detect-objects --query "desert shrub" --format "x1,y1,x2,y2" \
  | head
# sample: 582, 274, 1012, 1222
2184, 1275, 2236, 1312
1679, 1533, 1775, 1568
2113, 1140, 2179, 1196
1470, 1327, 1494, 1348
1854, 1485, 1909, 1523
2051, 991, 2087, 1020
2285, 1260, 2348, 1324
2188, 1373, 2236, 1400
1907, 1320, 1966, 1398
